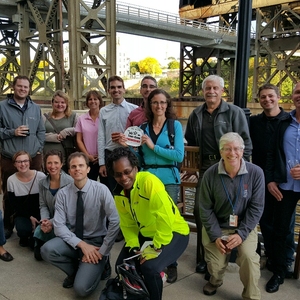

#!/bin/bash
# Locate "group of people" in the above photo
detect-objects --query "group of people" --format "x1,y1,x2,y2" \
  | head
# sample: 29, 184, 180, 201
0, 74, 189, 300
0, 73, 299, 300
184, 74, 300, 299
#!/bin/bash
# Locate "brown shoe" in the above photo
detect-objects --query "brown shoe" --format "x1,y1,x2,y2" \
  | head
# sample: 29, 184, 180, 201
203, 281, 222, 296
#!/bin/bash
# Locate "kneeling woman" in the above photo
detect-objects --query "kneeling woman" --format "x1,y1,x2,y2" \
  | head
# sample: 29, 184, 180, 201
7, 151, 46, 248
106, 147, 189, 300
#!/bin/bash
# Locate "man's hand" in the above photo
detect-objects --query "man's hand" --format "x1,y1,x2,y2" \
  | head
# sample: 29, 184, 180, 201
77, 241, 102, 264
15, 125, 29, 137
226, 233, 242, 250
99, 165, 107, 177
290, 165, 300, 180
267, 182, 283, 201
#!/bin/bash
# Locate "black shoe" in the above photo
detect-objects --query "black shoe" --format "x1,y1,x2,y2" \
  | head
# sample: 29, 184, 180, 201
115, 230, 124, 242
204, 270, 211, 281
0, 251, 14, 262
34, 246, 43, 261
196, 260, 207, 274
5, 229, 13, 239
266, 274, 284, 293
63, 273, 76, 288
285, 265, 293, 279
101, 259, 112, 280
19, 237, 29, 247
166, 266, 177, 283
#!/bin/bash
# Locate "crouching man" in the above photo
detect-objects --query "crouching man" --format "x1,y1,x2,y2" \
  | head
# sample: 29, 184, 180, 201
41, 152, 119, 297
199, 133, 264, 299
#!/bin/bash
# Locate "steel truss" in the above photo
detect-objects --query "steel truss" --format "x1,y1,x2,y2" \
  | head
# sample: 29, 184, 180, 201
179, 1, 300, 102
0, 0, 115, 107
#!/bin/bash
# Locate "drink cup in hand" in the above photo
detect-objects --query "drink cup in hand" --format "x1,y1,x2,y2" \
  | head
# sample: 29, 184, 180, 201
221, 235, 231, 253
21, 125, 30, 136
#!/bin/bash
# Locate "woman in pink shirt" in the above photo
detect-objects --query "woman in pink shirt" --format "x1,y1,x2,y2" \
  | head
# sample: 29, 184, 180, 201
75, 90, 103, 181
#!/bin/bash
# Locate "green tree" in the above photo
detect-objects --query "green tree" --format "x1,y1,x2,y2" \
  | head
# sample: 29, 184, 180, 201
130, 61, 139, 75
168, 60, 180, 69
138, 57, 162, 75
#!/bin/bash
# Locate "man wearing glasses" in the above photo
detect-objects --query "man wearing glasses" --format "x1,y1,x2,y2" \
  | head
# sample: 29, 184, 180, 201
126, 76, 157, 127
199, 132, 263, 298
184, 74, 252, 275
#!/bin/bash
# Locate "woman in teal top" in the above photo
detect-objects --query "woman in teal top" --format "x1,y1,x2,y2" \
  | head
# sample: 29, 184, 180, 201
138, 89, 184, 204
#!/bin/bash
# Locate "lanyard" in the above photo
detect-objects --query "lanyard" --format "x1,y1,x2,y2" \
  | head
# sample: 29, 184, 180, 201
220, 175, 243, 215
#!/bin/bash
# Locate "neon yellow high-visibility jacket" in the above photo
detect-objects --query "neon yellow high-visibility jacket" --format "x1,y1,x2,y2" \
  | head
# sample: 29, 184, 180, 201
114, 171, 189, 250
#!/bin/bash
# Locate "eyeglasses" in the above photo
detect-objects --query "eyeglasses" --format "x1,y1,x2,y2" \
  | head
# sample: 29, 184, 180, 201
15, 159, 30, 164
114, 167, 134, 178
150, 101, 167, 106
141, 84, 157, 89
221, 147, 244, 153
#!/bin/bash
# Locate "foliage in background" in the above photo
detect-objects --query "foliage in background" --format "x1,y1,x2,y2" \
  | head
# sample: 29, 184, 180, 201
138, 57, 162, 75
168, 60, 180, 69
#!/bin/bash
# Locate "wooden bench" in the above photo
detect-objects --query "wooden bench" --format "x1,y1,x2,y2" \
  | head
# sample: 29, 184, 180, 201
177, 146, 201, 263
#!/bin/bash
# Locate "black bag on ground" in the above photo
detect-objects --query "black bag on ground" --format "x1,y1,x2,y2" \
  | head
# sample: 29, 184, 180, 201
99, 277, 148, 300
99, 260, 149, 300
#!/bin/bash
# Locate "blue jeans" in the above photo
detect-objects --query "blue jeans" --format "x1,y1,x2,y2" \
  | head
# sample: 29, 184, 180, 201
15, 217, 33, 239
272, 188, 300, 278
0, 210, 6, 246
260, 189, 295, 265
165, 184, 179, 205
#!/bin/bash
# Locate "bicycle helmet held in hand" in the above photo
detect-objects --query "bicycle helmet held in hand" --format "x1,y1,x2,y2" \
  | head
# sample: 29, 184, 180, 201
117, 260, 150, 298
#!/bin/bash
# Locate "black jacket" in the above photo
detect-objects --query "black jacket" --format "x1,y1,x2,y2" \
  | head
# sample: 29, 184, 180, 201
250, 108, 289, 172
265, 114, 292, 184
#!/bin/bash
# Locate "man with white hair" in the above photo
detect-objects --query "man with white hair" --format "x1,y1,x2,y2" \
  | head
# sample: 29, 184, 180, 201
185, 74, 252, 274
199, 132, 264, 299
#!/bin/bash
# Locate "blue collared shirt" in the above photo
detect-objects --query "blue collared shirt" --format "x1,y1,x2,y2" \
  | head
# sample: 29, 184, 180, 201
98, 99, 137, 165
280, 110, 300, 192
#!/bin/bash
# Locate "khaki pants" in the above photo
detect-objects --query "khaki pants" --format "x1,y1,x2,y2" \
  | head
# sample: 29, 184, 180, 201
202, 227, 261, 300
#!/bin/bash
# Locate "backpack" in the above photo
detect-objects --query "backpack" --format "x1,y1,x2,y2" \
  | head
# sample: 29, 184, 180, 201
140, 119, 181, 172
99, 277, 149, 300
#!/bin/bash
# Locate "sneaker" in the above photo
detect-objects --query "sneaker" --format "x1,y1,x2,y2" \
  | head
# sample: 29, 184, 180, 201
203, 281, 222, 296
160, 272, 168, 285
166, 266, 177, 283
101, 259, 112, 280
63, 273, 76, 288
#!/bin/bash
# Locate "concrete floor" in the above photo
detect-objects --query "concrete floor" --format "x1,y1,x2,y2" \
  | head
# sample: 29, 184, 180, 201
1, 229, 300, 300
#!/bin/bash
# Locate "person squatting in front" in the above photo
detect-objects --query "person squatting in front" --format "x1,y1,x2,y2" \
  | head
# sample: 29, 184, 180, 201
198, 132, 264, 299
106, 147, 190, 300
41, 152, 120, 297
